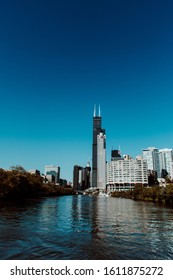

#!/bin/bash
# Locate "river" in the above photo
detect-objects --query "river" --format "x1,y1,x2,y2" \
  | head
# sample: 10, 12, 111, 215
0, 195, 173, 259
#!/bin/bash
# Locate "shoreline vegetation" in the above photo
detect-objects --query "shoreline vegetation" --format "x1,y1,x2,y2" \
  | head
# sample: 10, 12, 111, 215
111, 185, 173, 206
1, 166, 173, 206
0, 167, 74, 200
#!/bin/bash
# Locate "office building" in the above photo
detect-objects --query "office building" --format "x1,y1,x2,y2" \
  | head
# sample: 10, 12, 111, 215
73, 163, 91, 191
46, 174, 55, 183
59, 178, 67, 187
92, 105, 106, 188
142, 147, 160, 178
111, 149, 123, 161
73, 165, 82, 190
82, 162, 91, 190
159, 148, 173, 179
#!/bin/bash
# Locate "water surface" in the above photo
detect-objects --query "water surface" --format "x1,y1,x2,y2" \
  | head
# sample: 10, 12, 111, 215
0, 195, 173, 259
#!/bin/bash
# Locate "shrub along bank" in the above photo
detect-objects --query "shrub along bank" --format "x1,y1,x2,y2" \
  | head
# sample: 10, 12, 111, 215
111, 185, 173, 206
0, 168, 74, 199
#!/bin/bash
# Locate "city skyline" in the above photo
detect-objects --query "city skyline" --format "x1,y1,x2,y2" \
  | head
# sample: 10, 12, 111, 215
1, 0, 173, 181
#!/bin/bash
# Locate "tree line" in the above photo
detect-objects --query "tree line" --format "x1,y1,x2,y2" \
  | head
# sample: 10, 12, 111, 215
0, 166, 74, 200
111, 184, 173, 206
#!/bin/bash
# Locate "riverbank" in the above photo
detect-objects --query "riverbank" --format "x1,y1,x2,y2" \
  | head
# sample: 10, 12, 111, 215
0, 168, 74, 200
111, 185, 173, 206
41, 183, 75, 197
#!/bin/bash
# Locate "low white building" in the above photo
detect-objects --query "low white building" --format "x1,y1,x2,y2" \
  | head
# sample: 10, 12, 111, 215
28, 170, 40, 175
106, 157, 148, 192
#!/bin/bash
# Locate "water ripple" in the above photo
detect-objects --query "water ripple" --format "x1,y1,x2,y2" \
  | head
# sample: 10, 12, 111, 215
0, 196, 173, 259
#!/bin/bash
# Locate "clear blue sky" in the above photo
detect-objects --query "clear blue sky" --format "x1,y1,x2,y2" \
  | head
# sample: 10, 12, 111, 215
0, 0, 173, 181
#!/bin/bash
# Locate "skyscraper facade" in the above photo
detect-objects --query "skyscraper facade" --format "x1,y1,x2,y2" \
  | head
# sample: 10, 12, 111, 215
92, 105, 106, 188
111, 149, 123, 161
97, 132, 106, 190
73, 165, 82, 191
159, 148, 173, 179
142, 147, 160, 177
73, 163, 91, 191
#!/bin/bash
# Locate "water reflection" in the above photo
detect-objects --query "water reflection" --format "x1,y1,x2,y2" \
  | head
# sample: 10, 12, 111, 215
0, 196, 173, 259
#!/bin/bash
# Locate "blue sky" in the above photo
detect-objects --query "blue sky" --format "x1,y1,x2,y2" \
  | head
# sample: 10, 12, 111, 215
0, 0, 173, 181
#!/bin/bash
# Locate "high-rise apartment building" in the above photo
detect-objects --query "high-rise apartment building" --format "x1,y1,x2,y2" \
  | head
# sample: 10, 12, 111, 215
142, 147, 160, 177
92, 105, 106, 188
106, 157, 148, 192
159, 148, 173, 179
97, 132, 106, 190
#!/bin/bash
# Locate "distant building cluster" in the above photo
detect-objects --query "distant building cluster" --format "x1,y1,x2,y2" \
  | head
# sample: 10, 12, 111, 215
142, 147, 173, 179
45, 165, 60, 184
27, 165, 68, 186
73, 106, 173, 191
44, 165, 68, 186
2, 166, 70, 187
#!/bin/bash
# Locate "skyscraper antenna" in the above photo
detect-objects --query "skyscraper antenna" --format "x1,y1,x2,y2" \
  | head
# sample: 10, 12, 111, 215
99, 104, 101, 117
93, 104, 96, 117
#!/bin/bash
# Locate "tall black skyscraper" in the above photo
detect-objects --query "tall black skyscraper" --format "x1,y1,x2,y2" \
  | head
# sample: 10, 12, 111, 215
73, 163, 91, 191
92, 105, 105, 188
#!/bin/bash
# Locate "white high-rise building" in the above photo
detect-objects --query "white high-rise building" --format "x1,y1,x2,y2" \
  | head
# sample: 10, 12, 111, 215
97, 132, 106, 190
142, 147, 160, 177
106, 157, 148, 192
159, 149, 173, 179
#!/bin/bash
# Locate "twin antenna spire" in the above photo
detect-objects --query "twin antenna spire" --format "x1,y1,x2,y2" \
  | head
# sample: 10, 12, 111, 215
93, 104, 101, 117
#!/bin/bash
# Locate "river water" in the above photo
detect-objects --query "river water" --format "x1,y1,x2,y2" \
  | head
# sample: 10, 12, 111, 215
0, 195, 173, 260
